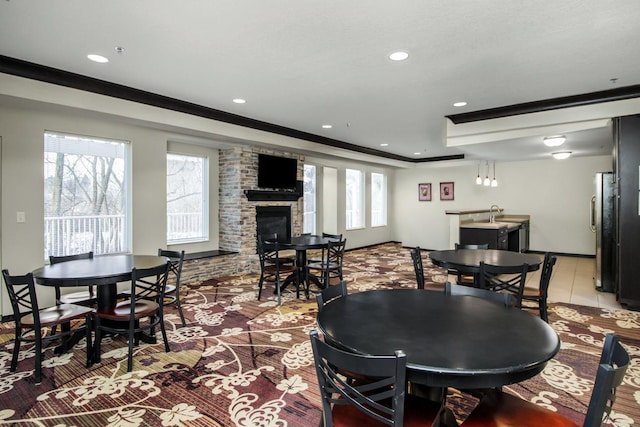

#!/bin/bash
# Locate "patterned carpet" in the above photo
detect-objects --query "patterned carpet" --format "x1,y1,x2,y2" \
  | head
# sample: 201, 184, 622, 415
0, 243, 639, 426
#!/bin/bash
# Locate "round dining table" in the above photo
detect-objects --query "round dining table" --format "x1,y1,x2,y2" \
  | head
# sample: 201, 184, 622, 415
279, 235, 335, 290
429, 248, 541, 286
316, 288, 560, 389
33, 254, 169, 311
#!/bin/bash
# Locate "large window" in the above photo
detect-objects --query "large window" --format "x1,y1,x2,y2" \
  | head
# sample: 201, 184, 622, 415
303, 164, 316, 234
44, 132, 130, 259
371, 172, 387, 227
346, 168, 364, 229
167, 153, 209, 244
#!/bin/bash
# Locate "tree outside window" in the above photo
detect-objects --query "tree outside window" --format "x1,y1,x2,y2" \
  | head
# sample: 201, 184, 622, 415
346, 169, 364, 229
371, 172, 387, 227
303, 164, 316, 234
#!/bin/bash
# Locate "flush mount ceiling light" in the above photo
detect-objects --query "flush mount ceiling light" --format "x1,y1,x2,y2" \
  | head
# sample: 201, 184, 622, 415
322, 124, 333, 129
453, 101, 468, 107
552, 151, 572, 160
232, 98, 246, 104
413, 152, 421, 155
544, 135, 566, 147
87, 54, 109, 63
389, 51, 409, 61
380, 143, 389, 147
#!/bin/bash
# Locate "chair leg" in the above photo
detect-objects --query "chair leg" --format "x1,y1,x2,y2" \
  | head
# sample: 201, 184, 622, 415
94, 318, 102, 364
10, 327, 20, 372
257, 273, 265, 301
34, 328, 43, 384
275, 272, 282, 305
159, 313, 170, 352
127, 325, 135, 372
85, 314, 93, 368
174, 286, 186, 327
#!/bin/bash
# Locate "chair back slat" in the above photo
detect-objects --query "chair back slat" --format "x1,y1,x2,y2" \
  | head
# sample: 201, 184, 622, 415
479, 262, 529, 307
2, 270, 40, 324
410, 247, 425, 289
316, 280, 348, 310
445, 282, 516, 307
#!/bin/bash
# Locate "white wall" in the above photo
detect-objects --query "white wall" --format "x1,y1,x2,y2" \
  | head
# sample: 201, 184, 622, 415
393, 155, 612, 254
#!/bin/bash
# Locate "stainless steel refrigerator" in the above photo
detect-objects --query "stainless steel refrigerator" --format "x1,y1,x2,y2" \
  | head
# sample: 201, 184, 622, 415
590, 172, 616, 292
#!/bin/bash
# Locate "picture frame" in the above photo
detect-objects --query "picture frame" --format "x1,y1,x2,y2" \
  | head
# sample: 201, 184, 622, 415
440, 182, 454, 201
418, 183, 432, 201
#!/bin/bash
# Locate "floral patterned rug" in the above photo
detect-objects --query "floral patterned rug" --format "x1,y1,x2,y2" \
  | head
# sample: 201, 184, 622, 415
0, 243, 638, 426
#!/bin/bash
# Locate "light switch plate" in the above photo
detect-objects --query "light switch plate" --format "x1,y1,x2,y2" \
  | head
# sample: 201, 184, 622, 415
16, 211, 26, 223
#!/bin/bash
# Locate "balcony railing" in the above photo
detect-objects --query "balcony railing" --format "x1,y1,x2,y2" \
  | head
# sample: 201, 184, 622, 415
45, 215, 126, 259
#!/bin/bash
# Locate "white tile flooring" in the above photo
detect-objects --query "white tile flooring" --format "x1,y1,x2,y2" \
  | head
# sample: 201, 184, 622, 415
524, 254, 620, 310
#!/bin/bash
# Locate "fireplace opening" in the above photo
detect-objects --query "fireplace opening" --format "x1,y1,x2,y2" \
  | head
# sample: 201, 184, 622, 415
256, 206, 291, 243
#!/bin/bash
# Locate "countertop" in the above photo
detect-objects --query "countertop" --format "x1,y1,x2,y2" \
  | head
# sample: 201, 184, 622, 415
460, 221, 521, 231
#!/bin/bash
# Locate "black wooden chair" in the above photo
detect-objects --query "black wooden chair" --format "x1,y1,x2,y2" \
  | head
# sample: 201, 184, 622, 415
2, 269, 94, 384
445, 282, 516, 307
310, 330, 441, 426
479, 262, 529, 308
257, 234, 299, 305
410, 246, 425, 289
451, 243, 489, 285
49, 251, 96, 306
306, 238, 346, 289
308, 232, 343, 263
461, 334, 630, 427
94, 262, 171, 372
122, 249, 187, 327
520, 252, 557, 322
316, 280, 348, 310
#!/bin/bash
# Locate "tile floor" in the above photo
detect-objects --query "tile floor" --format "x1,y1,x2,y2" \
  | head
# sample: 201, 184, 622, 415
524, 254, 620, 310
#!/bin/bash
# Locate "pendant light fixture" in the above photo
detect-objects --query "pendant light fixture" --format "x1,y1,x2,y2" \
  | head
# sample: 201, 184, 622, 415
475, 161, 482, 185
491, 161, 498, 187
483, 161, 490, 186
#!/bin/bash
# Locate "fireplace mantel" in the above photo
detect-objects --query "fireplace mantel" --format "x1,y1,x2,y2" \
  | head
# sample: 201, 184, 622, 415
244, 189, 301, 201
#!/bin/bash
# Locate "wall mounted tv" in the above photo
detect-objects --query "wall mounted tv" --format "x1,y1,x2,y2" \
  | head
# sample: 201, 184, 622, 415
257, 154, 298, 190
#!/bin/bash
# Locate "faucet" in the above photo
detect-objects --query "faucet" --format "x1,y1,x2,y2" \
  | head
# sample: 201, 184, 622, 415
489, 205, 500, 223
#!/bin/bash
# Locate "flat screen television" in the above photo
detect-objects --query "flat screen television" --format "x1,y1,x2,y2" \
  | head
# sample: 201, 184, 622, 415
257, 154, 298, 190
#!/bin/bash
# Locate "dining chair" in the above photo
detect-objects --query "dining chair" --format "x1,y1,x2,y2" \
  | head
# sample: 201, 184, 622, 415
94, 262, 171, 372
410, 247, 425, 289
451, 243, 489, 285
461, 334, 630, 427
316, 280, 348, 310
306, 238, 347, 289
309, 330, 442, 427
478, 262, 529, 308
121, 249, 187, 327
49, 251, 96, 306
519, 252, 557, 322
308, 233, 344, 263
445, 282, 516, 307
2, 269, 94, 384
257, 234, 299, 305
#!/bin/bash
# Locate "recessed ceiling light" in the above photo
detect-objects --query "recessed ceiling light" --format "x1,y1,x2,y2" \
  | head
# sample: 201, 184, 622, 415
453, 101, 467, 107
544, 135, 566, 147
413, 152, 421, 155
380, 143, 389, 147
232, 98, 246, 104
389, 51, 409, 61
322, 124, 333, 129
552, 151, 572, 160
87, 54, 109, 63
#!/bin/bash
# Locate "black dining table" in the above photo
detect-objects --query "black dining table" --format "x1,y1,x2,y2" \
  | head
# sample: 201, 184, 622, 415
429, 249, 542, 286
316, 288, 560, 390
279, 235, 334, 290
33, 254, 169, 311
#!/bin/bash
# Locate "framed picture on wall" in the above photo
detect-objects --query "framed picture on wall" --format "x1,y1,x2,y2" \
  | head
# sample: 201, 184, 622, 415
440, 182, 454, 201
418, 183, 432, 201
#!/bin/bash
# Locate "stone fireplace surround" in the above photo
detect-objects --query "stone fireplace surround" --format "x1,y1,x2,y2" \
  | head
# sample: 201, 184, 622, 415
181, 147, 303, 285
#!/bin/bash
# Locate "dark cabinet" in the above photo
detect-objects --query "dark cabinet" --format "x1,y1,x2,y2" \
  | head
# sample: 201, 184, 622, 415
615, 115, 640, 309
460, 227, 508, 250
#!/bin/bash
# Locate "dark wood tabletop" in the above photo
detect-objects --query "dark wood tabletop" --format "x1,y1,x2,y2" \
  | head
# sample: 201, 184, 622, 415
316, 289, 560, 389
278, 235, 334, 250
33, 254, 168, 310
429, 249, 542, 273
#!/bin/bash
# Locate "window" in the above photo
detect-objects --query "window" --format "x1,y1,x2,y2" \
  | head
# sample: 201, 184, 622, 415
303, 164, 317, 234
44, 132, 130, 259
346, 168, 364, 229
371, 172, 387, 227
167, 153, 209, 243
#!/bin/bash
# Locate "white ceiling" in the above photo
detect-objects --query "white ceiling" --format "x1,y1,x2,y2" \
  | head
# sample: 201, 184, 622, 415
2, 0, 639, 165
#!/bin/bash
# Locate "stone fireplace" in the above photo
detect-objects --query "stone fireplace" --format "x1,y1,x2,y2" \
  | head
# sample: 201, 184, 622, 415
180, 147, 303, 284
